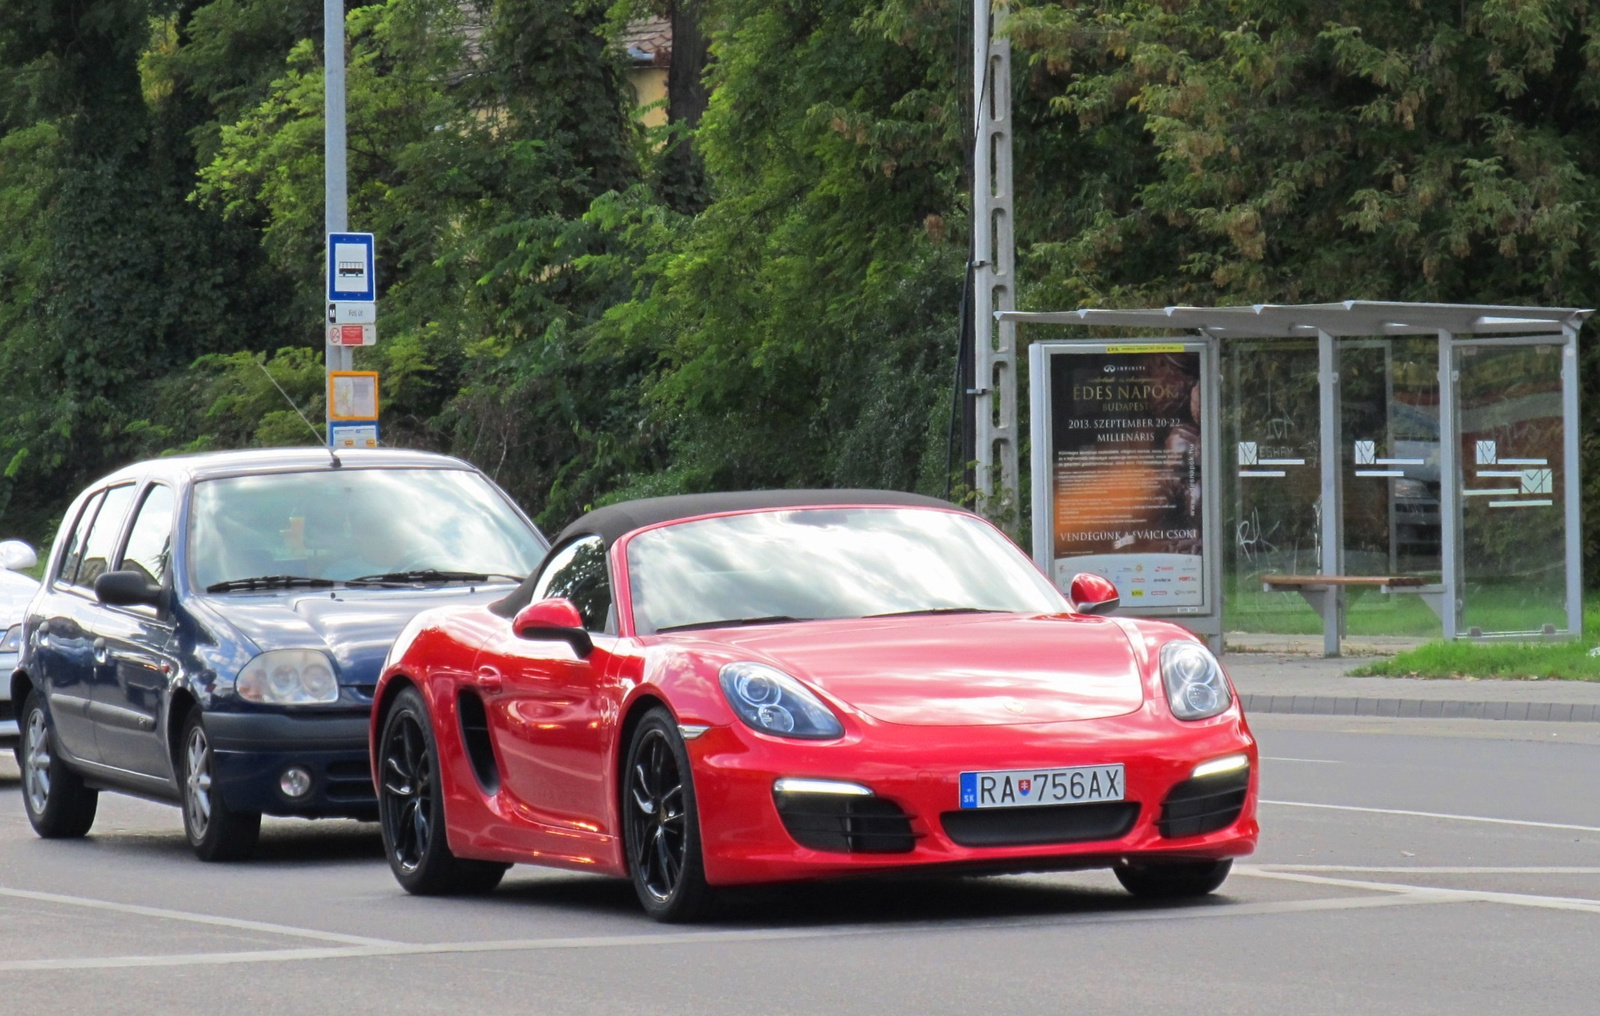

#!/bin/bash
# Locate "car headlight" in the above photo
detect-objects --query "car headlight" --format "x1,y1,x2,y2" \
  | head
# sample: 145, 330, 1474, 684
236, 650, 340, 705
718, 662, 843, 739
1, 623, 21, 654
1159, 641, 1232, 721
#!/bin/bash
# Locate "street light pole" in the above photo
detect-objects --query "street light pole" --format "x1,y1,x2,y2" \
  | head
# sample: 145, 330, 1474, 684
325, 0, 351, 386
971, 1, 1018, 526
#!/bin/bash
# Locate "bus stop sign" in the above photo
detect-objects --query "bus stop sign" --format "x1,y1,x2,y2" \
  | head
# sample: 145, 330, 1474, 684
327, 232, 375, 303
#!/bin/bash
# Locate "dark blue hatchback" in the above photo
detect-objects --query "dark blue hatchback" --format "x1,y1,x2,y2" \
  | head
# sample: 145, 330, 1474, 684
10, 448, 546, 860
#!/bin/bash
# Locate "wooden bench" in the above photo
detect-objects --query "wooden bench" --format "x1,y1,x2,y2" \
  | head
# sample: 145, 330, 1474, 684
1260, 575, 1443, 656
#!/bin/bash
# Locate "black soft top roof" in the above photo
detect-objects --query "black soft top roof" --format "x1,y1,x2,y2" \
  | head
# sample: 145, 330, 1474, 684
490, 489, 959, 618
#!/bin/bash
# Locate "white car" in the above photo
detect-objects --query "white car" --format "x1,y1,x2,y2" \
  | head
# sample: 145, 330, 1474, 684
1, 540, 40, 748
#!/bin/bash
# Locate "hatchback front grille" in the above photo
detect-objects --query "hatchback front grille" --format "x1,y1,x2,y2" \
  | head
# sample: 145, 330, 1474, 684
323, 759, 376, 804
1158, 769, 1249, 838
940, 801, 1140, 848
774, 792, 915, 853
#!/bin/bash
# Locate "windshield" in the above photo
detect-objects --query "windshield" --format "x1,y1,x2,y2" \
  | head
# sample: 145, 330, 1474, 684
190, 468, 546, 591
625, 507, 1065, 634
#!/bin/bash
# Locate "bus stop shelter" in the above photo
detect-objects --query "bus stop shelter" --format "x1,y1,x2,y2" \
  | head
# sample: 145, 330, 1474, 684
1004, 301, 1589, 655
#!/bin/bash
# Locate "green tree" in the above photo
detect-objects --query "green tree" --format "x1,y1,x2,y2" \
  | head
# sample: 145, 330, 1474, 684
602, 0, 972, 500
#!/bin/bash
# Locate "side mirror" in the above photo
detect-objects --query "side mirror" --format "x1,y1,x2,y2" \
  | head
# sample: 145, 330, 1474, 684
0, 540, 37, 571
94, 570, 165, 610
512, 597, 593, 657
1068, 573, 1120, 616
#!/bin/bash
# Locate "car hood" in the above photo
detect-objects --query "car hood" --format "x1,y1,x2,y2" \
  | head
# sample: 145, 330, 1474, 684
687, 613, 1147, 726
193, 584, 512, 686
0, 570, 40, 625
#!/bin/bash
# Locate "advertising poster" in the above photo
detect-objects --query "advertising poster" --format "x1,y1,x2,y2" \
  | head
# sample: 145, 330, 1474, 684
1048, 345, 1205, 610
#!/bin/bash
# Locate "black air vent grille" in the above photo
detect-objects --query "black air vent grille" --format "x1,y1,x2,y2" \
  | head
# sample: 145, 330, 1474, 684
1158, 769, 1249, 838
940, 801, 1139, 848
457, 691, 501, 795
774, 792, 915, 853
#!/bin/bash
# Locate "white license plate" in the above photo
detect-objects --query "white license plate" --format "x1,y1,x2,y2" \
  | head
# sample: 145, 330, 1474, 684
959, 764, 1125, 809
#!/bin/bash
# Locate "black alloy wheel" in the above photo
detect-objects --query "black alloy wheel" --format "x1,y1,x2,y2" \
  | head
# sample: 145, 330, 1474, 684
180, 708, 261, 862
1114, 858, 1233, 899
377, 687, 507, 895
623, 708, 712, 922
19, 689, 98, 838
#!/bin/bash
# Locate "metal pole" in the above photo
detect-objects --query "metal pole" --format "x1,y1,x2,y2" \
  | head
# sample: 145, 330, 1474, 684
972, 1, 1017, 527
1028, 341, 1050, 573
1562, 323, 1583, 636
1317, 329, 1342, 656
1436, 329, 1458, 639
325, 0, 351, 389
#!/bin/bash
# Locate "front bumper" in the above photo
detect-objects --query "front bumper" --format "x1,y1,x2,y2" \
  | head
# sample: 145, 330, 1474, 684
688, 707, 1258, 887
205, 711, 375, 820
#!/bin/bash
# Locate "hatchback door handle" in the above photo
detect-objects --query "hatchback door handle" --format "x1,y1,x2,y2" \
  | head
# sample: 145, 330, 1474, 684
476, 666, 503, 692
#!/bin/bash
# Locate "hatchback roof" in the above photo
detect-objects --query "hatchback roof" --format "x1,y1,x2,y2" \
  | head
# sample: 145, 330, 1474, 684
93, 447, 478, 486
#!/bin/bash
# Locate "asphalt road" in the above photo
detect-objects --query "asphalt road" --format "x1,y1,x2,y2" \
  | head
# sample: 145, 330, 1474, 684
2, 714, 1598, 1015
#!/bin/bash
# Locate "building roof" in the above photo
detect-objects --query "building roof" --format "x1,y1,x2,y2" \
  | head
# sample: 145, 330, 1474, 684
998, 300, 1592, 338
622, 15, 671, 67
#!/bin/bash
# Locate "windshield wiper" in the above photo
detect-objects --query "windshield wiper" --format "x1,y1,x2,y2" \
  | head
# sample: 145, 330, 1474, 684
346, 569, 523, 586
864, 607, 1004, 618
206, 575, 337, 593
656, 615, 810, 633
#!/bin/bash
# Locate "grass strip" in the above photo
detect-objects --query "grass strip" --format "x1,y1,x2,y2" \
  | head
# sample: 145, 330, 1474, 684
1353, 640, 1600, 681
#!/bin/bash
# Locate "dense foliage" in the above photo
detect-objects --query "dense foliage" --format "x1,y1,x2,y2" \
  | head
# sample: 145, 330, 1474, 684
1, 1, 1598, 575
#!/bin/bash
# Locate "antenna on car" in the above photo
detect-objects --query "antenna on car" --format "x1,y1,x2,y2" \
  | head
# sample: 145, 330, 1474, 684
254, 358, 341, 467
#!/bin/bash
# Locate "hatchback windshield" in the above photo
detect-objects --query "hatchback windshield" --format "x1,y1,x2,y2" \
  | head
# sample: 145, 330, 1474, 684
190, 468, 545, 591
625, 507, 1065, 634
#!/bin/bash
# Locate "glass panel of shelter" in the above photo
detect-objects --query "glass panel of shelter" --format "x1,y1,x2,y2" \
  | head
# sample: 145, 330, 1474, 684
1336, 336, 1442, 637
1222, 340, 1322, 633
1455, 342, 1568, 636
1218, 333, 1569, 640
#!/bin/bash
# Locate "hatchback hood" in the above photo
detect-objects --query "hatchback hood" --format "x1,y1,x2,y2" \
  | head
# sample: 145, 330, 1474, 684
697, 613, 1147, 726
194, 584, 511, 686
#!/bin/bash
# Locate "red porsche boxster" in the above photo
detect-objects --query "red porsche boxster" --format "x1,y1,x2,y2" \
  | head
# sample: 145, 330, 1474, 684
371, 491, 1257, 921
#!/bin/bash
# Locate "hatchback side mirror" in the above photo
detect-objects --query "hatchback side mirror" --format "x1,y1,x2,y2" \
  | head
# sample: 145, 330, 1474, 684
513, 597, 593, 657
1068, 573, 1120, 616
95, 570, 165, 610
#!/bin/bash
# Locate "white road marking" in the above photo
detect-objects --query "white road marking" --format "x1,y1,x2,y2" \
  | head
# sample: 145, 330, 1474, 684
1256, 866, 1600, 875
1260, 757, 1342, 764
0, 885, 396, 947
1260, 799, 1600, 834
0, 895, 1436, 972
1238, 867, 1600, 914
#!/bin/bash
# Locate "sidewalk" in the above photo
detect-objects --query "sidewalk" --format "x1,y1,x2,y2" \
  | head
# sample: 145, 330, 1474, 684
1222, 654, 1600, 723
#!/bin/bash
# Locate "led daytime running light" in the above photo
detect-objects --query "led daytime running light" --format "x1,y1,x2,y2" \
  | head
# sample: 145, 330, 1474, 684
1191, 753, 1249, 779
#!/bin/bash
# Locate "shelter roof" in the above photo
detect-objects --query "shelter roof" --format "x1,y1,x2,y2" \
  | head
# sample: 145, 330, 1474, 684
998, 300, 1592, 338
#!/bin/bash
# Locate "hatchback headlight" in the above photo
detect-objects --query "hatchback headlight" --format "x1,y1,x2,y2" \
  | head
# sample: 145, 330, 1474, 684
1, 624, 21, 654
1159, 641, 1232, 721
718, 662, 843, 739
236, 650, 340, 705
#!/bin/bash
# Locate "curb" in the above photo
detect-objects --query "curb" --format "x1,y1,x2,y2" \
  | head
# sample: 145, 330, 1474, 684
1239, 693, 1600, 723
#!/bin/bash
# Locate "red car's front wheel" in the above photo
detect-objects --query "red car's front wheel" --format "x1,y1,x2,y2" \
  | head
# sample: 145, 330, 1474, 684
378, 687, 506, 895
623, 708, 713, 922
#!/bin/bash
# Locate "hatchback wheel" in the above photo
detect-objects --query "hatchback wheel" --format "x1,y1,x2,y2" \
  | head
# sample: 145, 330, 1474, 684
1115, 858, 1233, 899
19, 689, 98, 839
181, 709, 261, 861
378, 687, 506, 895
623, 708, 712, 922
